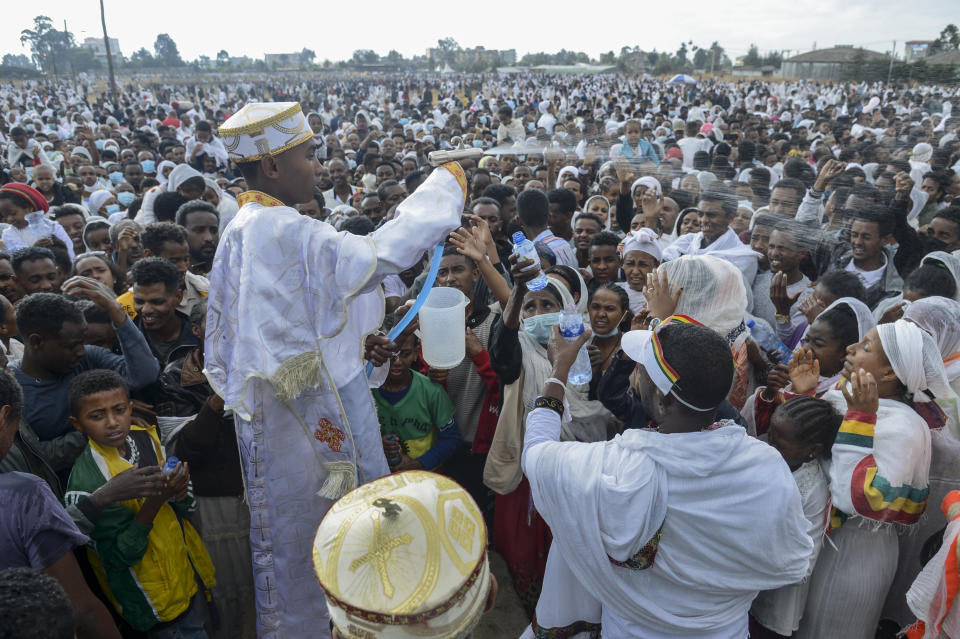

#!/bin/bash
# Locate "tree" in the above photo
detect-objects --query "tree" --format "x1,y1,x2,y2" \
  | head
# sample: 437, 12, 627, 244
435, 37, 461, 64
931, 24, 960, 52
216, 50, 230, 67
20, 16, 57, 75
300, 48, 315, 68
153, 33, 183, 67
762, 51, 783, 68
743, 43, 762, 67
385, 50, 404, 65
2, 54, 33, 68
693, 47, 710, 69
676, 41, 691, 67
351, 49, 379, 65
128, 47, 155, 68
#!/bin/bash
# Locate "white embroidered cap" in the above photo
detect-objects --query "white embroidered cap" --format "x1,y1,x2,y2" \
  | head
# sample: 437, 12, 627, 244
314, 471, 490, 639
218, 102, 313, 162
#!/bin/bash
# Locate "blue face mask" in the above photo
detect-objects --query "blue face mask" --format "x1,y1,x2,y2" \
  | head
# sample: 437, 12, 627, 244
593, 326, 620, 339
141, 160, 156, 174
105, 204, 121, 214
95, 139, 105, 150
472, 140, 483, 148
109, 171, 124, 185
116, 192, 136, 206
399, 118, 409, 126
527, 122, 536, 132
522, 312, 562, 344
25, 124, 35, 132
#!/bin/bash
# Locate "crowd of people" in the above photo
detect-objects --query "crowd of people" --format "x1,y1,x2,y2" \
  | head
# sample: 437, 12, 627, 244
0, 71, 960, 639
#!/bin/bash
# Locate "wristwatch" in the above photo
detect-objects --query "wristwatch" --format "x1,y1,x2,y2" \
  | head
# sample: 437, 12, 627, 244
649, 317, 663, 329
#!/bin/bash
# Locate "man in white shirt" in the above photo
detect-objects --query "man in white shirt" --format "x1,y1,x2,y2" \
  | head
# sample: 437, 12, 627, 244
677, 121, 710, 171
517, 189, 577, 268
321, 158, 358, 207
520, 319, 813, 638
662, 186, 760, 285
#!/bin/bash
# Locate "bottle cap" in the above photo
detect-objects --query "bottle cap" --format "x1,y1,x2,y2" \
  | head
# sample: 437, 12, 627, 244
511, 231, 526, 244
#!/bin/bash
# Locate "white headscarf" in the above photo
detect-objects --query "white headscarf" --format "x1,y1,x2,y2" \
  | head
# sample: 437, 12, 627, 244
876, 320, 959, 436
660, 255, 749, 346
921, 251, 960, 301
87, 190, 113, 216
156, 160, 176, 187
167, 163, 203, 193
621, 227, 664, 263
903, 297, 960, 359
582, 194, 611, 229
630, 176, 661, 198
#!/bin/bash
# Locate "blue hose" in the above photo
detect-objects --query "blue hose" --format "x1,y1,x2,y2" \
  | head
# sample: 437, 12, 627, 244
365, 241, 445, 378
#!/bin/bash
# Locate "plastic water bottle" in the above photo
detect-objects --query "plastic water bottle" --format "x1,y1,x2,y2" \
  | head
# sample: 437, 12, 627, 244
511, 232, 548, 291
560, 306, 593, 385
746, 319, 793, 365
383, 435, 402, 466
162, 456, 181, 477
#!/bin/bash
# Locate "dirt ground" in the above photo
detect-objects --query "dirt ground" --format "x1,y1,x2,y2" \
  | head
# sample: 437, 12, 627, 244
473, 550, 530, 638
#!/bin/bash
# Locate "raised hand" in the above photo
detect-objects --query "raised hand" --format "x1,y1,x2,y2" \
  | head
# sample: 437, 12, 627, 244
840, 369, 879, 414
770, 272, 803, 317
788, 348, 821, 394
643, 270, 681, 321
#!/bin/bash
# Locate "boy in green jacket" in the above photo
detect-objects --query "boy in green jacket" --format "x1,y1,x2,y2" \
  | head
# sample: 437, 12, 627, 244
65, 370, 215, 637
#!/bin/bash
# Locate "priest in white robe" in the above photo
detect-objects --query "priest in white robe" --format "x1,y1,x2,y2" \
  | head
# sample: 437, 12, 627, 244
204, 102, 465, 639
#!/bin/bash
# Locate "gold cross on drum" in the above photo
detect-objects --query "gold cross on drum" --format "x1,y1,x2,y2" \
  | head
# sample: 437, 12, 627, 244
348, 513, 412, 598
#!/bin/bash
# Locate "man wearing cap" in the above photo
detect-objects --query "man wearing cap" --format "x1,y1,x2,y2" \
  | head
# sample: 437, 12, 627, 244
205, 102, 464, 638
519, 318, 813, 637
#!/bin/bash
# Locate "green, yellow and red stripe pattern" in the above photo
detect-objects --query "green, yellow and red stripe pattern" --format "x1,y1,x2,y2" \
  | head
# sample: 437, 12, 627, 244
838, 410, 929, 525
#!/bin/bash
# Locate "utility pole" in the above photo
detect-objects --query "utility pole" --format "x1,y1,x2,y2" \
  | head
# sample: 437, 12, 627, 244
64, 20, 77, 88
887, 40, 896, 85
99, 0, 118, 99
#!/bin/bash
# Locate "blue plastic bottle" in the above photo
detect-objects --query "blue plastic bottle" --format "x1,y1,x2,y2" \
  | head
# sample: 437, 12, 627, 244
746, 319, 793, 364
511, 232, 548, 291
560, 306, 593, 385
384, 435, 402, 466
162, 456, 180, 477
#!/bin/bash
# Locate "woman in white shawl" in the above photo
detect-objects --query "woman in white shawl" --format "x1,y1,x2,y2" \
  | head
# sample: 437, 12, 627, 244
485, 265, 616, 615
878, 296, 960, 626
798, 320, 958, 639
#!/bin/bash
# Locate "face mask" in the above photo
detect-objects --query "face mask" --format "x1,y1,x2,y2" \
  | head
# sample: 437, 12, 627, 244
346, 159, 357, 170
116, 192, 136, 206
25, 124, 35, 132
555, 131, 567, 140
592, 326, 620, 339
105, 204, 121, 214
479, 116, 488, 125
95, 139, 105, 150
472, 140, 483, 148
527, 122, 536, 132
109, 171, 124, 185
523, 312, 562, 344
141, 160, 156, 173
400, 118, 409, 126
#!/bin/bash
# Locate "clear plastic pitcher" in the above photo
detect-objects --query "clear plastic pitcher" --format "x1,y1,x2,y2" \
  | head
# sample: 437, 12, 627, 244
419, 287, 469, 369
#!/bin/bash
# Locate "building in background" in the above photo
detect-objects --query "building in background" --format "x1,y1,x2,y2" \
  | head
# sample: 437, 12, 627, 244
82, 37, 121, 62
780, 45, 890, 80
905, 41, 935, 62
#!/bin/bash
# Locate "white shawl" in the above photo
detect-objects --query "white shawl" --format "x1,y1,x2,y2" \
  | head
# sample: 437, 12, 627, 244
524, 418, 813, 634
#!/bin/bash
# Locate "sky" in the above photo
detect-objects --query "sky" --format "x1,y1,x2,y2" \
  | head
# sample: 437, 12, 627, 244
3, 0, 955, 64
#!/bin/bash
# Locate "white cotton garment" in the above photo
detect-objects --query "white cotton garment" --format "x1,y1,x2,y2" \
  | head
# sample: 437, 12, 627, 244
523, 412, 814, 637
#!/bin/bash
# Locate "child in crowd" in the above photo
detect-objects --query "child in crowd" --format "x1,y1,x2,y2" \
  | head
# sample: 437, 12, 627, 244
65, 370, 215, 637
618, 228, 663, 314
743, 297, 874, 436
586, 231, 622, 294
374, 333, 462, 472
750, 396, 840, 638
